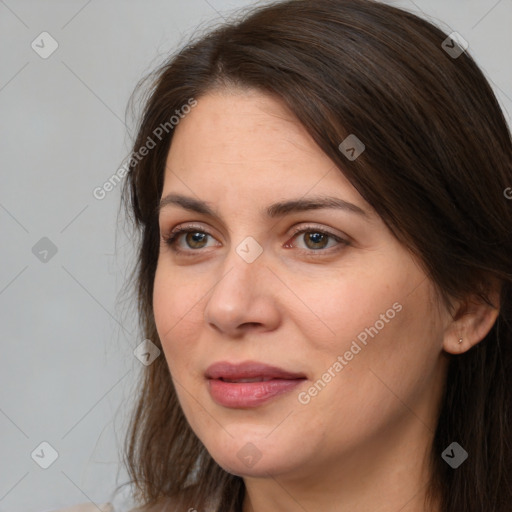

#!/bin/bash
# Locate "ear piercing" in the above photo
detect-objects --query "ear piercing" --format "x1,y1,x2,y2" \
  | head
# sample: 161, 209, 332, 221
458, 337, 463, 344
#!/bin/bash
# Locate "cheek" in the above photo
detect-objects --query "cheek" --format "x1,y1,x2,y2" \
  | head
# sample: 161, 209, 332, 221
300, 264, 441, 398
153, 269, 176, 342
152, 265, 203, 369
303, 292, 442, 443
338, 283, 443, 408
287, 268, 397, 354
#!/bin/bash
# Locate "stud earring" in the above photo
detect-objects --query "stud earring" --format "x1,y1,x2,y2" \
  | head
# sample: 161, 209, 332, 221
458, 337, 463, 344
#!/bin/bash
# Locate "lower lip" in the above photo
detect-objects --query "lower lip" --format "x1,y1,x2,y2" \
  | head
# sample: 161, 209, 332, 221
207, 378, 306, 408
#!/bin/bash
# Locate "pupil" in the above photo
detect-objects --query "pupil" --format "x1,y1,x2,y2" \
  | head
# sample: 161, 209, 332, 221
308, 232, 326, 248
188, 232, 206, 247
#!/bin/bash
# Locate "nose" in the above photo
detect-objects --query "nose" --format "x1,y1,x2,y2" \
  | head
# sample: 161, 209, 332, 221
203, 244, 281, 338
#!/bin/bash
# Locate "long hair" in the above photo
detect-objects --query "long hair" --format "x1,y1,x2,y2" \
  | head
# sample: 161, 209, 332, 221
120, 1, 512, 510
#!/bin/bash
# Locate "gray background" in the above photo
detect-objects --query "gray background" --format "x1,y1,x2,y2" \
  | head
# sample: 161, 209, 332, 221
1, 1, 510, 511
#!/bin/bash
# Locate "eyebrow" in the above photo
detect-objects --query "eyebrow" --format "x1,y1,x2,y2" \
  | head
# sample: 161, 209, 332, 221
157, 193, 369, 220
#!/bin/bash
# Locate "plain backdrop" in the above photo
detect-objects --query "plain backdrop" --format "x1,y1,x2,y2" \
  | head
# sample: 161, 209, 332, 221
1, 0, 511, 511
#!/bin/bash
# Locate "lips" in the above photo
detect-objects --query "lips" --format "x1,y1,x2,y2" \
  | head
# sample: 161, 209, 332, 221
205, 361, 307, 408
205, 361, 306, 381
222, 377, 274, 383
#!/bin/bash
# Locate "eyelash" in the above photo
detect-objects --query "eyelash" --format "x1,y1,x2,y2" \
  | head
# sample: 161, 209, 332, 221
161, 224, 349, 257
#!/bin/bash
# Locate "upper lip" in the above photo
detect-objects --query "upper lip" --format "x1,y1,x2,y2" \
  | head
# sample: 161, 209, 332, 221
205, 361, 306, 381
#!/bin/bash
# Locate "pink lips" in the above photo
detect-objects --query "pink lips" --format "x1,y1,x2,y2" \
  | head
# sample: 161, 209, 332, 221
205, 361, 307, 408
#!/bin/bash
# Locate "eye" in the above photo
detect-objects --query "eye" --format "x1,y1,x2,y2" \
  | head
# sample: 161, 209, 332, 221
161, 224, 349, 256
162, 225, 217, 254
285, 225, 348, 254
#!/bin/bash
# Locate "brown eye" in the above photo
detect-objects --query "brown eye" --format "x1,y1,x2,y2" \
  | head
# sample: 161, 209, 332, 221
286, 226, 348, 254
183, 231, 209, 249
163, 226, 217, 254
302, 232, 330, 250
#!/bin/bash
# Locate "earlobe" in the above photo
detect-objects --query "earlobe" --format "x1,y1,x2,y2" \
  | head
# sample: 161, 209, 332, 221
442, 289, 501, 355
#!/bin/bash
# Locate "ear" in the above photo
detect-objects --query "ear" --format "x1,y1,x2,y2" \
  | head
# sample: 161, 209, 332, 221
442, 283, 501, 355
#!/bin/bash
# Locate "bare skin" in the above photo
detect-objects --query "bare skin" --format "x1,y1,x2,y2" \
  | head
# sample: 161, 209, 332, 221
153, 87, 499, 512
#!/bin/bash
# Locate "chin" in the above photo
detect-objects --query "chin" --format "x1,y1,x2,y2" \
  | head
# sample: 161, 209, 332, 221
214, 453, 291, 478
204, 434, 305, 478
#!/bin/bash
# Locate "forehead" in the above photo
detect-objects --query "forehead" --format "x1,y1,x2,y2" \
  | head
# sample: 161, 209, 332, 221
170, 89, 330, 163
162, 89, 362, 204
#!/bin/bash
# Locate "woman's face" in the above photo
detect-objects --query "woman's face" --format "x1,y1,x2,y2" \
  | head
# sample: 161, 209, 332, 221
153, 88, 449, 481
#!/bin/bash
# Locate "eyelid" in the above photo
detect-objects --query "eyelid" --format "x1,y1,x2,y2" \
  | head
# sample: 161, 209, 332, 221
288, 223, 347, 241
169, 223, 213, 236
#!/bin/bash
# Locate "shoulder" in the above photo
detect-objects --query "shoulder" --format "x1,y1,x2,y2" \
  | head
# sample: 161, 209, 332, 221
46, 503, 114, 512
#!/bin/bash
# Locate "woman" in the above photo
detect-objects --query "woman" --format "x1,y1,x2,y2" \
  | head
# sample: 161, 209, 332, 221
107, 0, 512, 511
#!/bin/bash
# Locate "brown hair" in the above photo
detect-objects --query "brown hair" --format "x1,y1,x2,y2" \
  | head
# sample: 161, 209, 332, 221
119, 0, 512, 510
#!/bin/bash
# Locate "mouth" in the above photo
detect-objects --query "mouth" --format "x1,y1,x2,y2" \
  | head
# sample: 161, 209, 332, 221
205, 360, 306, 381
205, 361, 307, 408
219, 377, 278, 383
